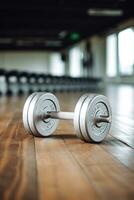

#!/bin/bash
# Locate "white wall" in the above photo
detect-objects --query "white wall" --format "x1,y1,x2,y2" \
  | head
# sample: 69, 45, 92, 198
90, 36, 106, 78
0, 51, 65, 76
0, 38, 106, 79
69, 44, 83, 77
49, 53, 65, 76
67, 37, 106, 78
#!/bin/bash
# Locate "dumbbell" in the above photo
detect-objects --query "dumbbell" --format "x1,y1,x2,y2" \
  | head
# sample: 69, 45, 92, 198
23, 92, 112, 142
18, 71, 29, 95
0, 69, 7, 95
6, 70, 19, 95
28, 73, 38, 93
37, 74, 45, 92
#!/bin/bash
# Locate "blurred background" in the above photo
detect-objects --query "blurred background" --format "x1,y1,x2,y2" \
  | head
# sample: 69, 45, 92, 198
0, 0, 134, 95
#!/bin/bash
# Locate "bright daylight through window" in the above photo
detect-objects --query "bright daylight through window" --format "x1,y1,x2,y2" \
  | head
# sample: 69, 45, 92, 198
106, 34, 117, 77
118, 28, 134, 75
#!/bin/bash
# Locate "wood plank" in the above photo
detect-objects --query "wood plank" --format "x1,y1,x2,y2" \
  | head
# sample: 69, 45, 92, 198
0, 113, 38, 200
102, 135, 134, 172
0, 85, 134, 200
35, 127, 99, 200
104, 85, 134, 148
35, 118, 134, 200
61, 124, 134, 200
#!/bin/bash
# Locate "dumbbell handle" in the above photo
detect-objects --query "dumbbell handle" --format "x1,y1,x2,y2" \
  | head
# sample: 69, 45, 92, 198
45, 111, 111, 123
46, 111, 74, 120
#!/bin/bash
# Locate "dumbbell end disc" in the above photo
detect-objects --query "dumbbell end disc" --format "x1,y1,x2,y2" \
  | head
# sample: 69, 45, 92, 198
23, 93, 60, 137
23, 92, 38, 134
79, 94, 112, 143
74, 94, 89, 141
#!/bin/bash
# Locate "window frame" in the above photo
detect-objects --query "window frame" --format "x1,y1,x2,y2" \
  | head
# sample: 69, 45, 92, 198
106, 26, 134, 78
118, 26, 134, 77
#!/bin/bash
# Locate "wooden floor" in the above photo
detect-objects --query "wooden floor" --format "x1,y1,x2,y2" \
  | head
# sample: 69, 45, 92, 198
0, 84, 134, 200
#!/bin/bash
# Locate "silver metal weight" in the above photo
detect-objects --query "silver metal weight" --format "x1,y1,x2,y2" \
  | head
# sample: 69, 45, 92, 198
23, 92, 112, 142
23, 92, 60, 137
78, 94, 112, 142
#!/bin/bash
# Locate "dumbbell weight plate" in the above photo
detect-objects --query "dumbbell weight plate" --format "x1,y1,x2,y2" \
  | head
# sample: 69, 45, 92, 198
23, 92, 38, 134
27, 93, 60, 136
74, 94, 88, 140
80, 94, 112, 142
74, 94, 98, 141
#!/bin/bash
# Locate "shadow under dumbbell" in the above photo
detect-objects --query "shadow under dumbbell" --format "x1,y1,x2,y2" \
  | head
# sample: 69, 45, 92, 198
35, 134, 104, 144
36, 134, 77, 140
52, 134, 77, 140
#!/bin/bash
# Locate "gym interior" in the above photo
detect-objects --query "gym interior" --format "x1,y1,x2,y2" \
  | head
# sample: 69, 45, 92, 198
0, 1, 134, 200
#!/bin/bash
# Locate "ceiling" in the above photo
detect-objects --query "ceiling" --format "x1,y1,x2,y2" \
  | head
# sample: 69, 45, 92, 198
0, 0, 133, 51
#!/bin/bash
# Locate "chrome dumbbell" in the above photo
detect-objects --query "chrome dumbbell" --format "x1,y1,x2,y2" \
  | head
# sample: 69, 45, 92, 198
23, 92, 112, 142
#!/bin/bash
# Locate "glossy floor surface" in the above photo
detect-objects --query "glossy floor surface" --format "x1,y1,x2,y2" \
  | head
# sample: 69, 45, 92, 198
0, 84, 134, 200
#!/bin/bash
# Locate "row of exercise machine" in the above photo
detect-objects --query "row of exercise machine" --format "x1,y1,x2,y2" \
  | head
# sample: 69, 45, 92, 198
0, 69, 102, 96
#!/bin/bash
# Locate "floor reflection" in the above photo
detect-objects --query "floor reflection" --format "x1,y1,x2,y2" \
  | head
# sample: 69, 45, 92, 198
105, 84, 134, 148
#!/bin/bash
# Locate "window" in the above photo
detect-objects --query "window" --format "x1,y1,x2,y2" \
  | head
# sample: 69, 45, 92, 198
118, 28, 134, 75
50, 53, 65, 76
106, 34, 117, 77
69, 46, 82, 77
